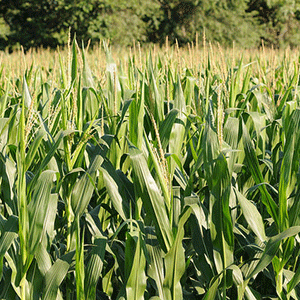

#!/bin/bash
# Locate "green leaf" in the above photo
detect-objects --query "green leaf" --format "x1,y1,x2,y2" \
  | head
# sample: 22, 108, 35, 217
169, 76, 186, 177
159, 109, 179, 150
235, 189, 266, 242
202, 124, 219, 188
0, 154, 17, 215
125, 231, 147, 300
247, 226, 300, 280
209, 153, 234, 273
277, 63, 298, 114
163, 207, 192, 300
287, 264, 300, 294
28, 129, 72, 190
85, 237, 107, 299
71, 39, 78, 85
203, 276, 221, 300
129, 76, 145, 149
22, 76, 32, 108
100, 161, 130, 221
147, 243, 165, 298
241, 119, 278, 227
25, 128, 47, 171
0, 215, 18, 280
129, 141, 173, 253
71, 155, 103, 218
43, 252, 75, 300
143, 132, 170, 210
75, 219, 85, 300
28, 171, 57, 256
279, 109, 300, 231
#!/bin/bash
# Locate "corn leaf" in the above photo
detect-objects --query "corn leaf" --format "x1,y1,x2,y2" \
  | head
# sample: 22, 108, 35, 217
43, 251, 74, 300
163, 207, 192, 300
235, 189, 266, 242
125, 231, 147, 300
247, 226, 300, 280
129, 141, 173, 253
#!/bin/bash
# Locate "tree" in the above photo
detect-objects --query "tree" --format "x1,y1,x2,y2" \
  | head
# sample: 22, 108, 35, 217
1, 0, 300, 49
0, 0, 67, 49
0, 0, 158, 50
247, 0, 300, 47
146, 0, 261, 48
145, 0, 200, 45
196, 0, 261, 48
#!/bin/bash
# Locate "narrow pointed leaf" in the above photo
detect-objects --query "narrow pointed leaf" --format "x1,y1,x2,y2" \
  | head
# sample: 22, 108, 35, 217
129, 141, 173, 252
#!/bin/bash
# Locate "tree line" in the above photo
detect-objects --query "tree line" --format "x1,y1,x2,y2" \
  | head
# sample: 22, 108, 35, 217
1, 0, 300, 50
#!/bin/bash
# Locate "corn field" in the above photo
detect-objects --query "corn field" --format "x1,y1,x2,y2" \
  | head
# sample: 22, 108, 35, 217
1, 41, 300, 300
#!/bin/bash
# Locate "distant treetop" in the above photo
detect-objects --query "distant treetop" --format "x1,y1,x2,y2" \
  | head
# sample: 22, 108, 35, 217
1, 0, 300, 50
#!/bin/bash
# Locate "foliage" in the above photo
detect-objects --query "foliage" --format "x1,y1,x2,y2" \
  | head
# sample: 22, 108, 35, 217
146, 0, 262, 47
247, 0, 300, 47
0, 0, 157, 49
1, 0, 300, 49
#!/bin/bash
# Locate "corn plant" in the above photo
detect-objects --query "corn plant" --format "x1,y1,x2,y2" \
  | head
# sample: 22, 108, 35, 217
0, 41, 300, 300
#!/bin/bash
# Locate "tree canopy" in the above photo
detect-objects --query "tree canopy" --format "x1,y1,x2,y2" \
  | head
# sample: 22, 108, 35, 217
1, 0, 300, 49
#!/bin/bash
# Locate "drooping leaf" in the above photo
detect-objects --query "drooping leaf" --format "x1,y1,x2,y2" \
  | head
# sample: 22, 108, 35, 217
247, 226, 300, 280
129, 141, 173, 253
85, 237, 107, 300
235, 189, 266, 242
43, 252, 75, 300
28, 170, 57, 256
242, 119, 278, 227
125, 231, 147, 300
